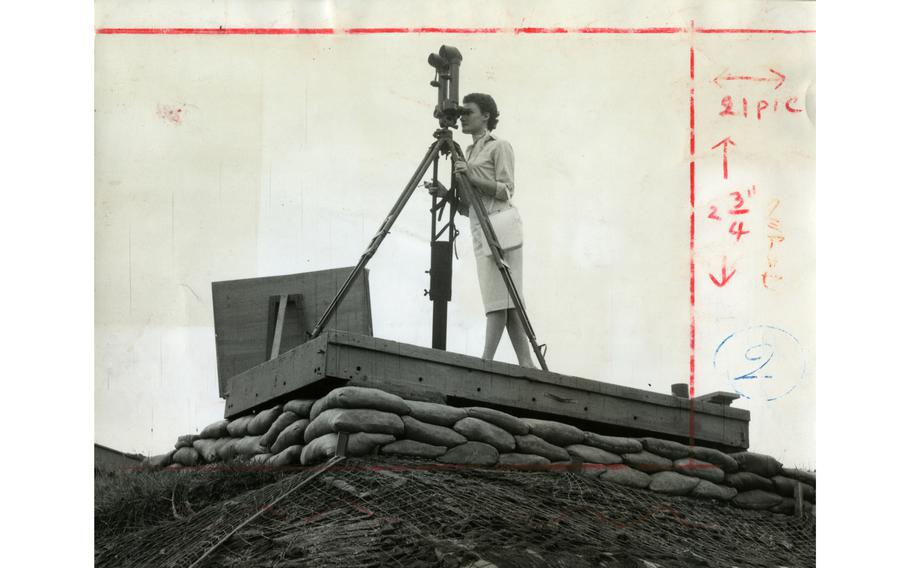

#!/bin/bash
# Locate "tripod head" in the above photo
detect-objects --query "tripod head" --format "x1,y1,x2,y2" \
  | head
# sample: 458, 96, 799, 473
428, 45, 467, 129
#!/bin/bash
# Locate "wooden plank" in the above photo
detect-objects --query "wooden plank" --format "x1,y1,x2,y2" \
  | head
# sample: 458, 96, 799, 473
212, 268, 372, 397
223, 330, 750, 448
330, 330, 746, 421
692, 391, 740, 406
224, 334, 330, 418
270, 295, 288, 360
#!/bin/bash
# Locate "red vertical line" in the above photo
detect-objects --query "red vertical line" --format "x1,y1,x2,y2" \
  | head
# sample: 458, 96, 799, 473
688, 22, 697, 446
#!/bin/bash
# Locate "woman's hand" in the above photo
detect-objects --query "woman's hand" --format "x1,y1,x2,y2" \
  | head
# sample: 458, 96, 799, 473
454, 159, 480, 184
424, 180, 448, 199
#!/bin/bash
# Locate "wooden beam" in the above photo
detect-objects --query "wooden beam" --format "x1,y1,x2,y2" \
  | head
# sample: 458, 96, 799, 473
269, 295, 288, 360
692, 391, 740, 406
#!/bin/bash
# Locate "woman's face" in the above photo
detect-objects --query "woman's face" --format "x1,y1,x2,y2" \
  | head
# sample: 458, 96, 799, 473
460, 102, 489, 135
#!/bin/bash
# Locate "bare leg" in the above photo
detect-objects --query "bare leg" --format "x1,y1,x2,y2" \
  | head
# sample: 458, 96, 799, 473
506, 308, 535, 368
482, 310, 507, 360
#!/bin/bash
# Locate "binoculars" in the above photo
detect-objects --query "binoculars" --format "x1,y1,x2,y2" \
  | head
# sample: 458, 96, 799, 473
428, 45, 465, 129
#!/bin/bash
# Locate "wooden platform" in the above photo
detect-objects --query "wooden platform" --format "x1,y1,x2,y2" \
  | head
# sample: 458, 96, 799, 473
224, 330, 750, 450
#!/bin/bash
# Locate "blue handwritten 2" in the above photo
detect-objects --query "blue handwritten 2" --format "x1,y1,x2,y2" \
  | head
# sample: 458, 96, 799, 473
733, 343, 774, 380
714, 325, 804, 402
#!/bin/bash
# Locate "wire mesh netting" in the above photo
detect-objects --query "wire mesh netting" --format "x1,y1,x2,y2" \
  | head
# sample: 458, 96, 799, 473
96, 457, 815, 568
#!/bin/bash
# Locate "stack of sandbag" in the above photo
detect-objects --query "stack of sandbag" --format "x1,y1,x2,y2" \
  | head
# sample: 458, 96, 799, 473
149, 385, 816, 514
145, 398, 320, 468
301, 387, 410, 464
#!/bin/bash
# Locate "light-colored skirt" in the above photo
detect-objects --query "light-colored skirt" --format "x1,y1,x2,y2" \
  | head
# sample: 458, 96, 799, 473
475, 246, 524, 314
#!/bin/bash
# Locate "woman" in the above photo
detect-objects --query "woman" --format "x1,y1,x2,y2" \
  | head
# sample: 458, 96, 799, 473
429, 93, 534, 368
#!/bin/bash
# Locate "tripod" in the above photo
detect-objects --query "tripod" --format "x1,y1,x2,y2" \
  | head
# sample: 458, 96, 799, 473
308, 127, 549, 371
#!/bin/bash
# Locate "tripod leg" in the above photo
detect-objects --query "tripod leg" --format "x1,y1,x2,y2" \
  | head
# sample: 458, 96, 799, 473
309, 137, 449, 339
449, 144, 549, 371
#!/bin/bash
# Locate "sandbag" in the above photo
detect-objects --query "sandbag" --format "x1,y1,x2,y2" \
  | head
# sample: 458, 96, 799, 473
622, 451, 673, 473
781, 467, 816, 487
566, 444, 622, 465
689, 446, 739, 472
309, 386, 410, 419
769, 497, 812, 515
772, 475, 816, 503
405, 400, 467, 427
226, 415, 254, 438
248, 453, 271, 465
301, 432, 395, 465
172, 447, 200, 467
465, 407, 530, 435
514, 434, 570, 462
260, 411, 300, 450
437, 441, 499, 466
248, 406, 282, 436
770, 497, 794, 514
729, 451, 782, 478
732, 489, 783, 510
599, 464, 652, 489
267, 445, 304, 467
691, 479, 738, 501
649, 471, 699, 495
640, 438, 689, 460
284, 399, 316, 417
147, 450, 175, 468
583, 432, 642, 454
216, 438, 239, 462
521, 418, 584, 446
305, 408, 405, 443
270, 419, 310, 454
175, 434, 199, 449
725, 471, 775, 492
192, 438, 221, 463
673, 458, 725, 483
402, 415, 467, 447
234, 435, 268, 457
199, 419, 229, 439
381, 440, 447, 458
497, 453, 551, 467
577, 463, 612, 477
453, 417, 516, 452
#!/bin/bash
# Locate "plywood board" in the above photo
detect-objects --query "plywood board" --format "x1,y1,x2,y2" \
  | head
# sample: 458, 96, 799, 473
212, 268, 372, 396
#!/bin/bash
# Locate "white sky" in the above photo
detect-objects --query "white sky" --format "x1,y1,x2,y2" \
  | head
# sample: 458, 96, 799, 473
94, 0, 816, 469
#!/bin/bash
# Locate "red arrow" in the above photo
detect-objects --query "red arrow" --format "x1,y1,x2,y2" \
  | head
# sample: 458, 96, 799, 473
713, 68, 786, 90
711, 136, 736, 180
709, 257, 736, 287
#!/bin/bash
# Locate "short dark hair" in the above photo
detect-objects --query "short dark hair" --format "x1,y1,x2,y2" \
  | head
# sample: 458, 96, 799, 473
463, 93, 499, 130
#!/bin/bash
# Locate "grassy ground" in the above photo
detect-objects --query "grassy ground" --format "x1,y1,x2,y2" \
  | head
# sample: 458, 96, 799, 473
95, 465, 286, 540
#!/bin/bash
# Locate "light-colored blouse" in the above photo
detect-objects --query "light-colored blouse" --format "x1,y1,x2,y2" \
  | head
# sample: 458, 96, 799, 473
459, 132, 516, 221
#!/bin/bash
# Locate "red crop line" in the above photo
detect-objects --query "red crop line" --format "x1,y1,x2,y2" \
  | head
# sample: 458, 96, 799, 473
345, 27, 502, 34
514, 27, 570, 33
695, 27, 816, 34
95, 27, 335, 35
687, 24, 697, 444
410, 27, 503, 33
578, 27, 686, 34
95, 26, 692, 35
